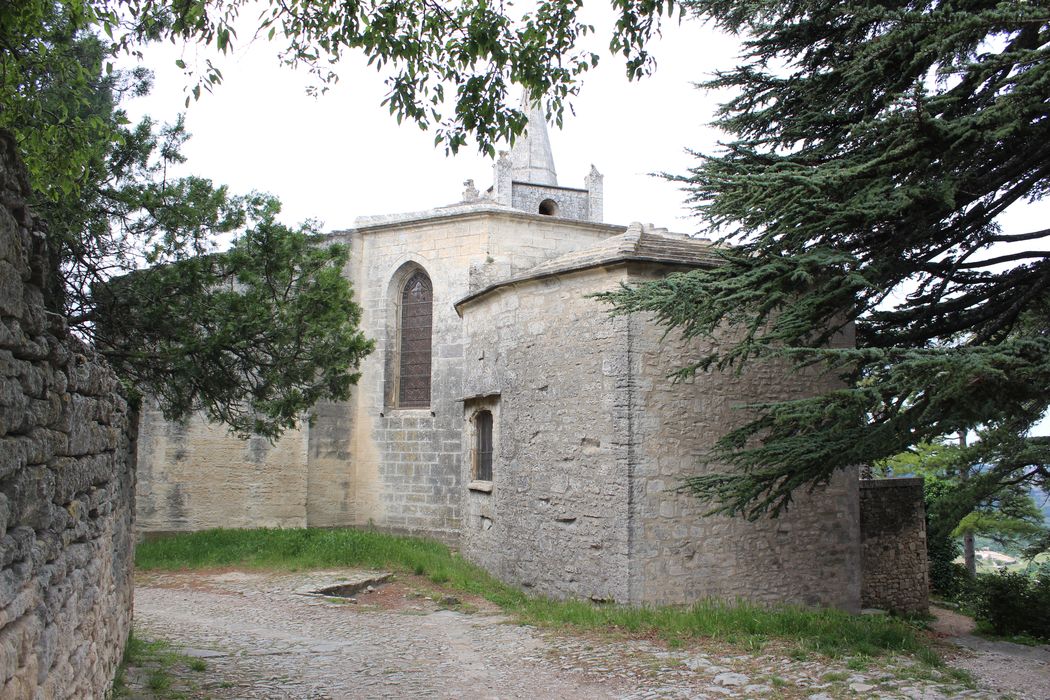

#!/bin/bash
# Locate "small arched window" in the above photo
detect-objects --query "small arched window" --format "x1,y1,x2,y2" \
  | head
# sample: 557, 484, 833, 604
398, 270, 433, 408
538, 199, 559, 216
474, 410, 493, 481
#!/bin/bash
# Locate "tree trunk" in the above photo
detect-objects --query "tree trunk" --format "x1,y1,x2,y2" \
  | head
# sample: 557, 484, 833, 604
964, 531, 976, 576
960, 432, 976, 576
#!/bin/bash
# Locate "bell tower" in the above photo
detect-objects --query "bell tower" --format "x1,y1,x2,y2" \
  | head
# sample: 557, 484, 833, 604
489, 98, 603, 223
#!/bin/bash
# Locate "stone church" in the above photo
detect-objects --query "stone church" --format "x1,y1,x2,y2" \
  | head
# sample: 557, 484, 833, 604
135, 107, 928, 612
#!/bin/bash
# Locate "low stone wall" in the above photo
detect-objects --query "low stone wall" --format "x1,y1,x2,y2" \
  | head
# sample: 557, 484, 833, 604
859, 478, 929, 613
0, 132, 135, 697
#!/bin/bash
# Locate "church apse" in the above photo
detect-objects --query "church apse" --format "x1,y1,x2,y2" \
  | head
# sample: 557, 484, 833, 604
455, 224, 862, 609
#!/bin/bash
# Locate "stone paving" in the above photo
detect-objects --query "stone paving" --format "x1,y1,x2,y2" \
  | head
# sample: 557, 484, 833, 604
128, 570, 1020, 699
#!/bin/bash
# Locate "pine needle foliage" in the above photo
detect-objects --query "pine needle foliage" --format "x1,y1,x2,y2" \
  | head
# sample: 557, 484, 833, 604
601, 1, 1050, 520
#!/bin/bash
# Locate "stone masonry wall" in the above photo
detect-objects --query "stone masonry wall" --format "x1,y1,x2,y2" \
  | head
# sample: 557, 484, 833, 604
132, 209, 619, 537
628, 265, 862, 610
511, 183, 590, 221
859, 478, 929, 613
135, 405, 307, 532
0, 133, 134, 697
458, 269, 631, 601
459, 261, 862, 609
325, 212, 617, 540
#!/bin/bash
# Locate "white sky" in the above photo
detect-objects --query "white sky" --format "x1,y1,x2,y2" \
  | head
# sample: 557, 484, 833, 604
120, 8, 739, 233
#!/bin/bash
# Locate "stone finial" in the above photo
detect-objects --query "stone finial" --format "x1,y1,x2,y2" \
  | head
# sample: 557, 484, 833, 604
492, 151, 513, 206
585, 164, 604, 223
509, 100, 558, 186
462, 179, 479, 202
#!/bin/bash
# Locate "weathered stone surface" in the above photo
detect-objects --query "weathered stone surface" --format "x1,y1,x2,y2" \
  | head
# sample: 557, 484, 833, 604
136, 208, 620, 540
457, 249, 862, 609
135, 405, 308, 532
0, 131, 133, 698
860, 478, 929, 613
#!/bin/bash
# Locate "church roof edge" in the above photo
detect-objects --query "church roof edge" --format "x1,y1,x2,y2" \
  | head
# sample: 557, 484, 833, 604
454, 225, 720, 315
327, 202, 626, 237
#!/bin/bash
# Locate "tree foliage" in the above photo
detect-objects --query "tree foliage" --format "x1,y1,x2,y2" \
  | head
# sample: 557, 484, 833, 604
83, 0, 675, 156
600, 1, 1050, 518
96, 199, 372, 438
878, 441, 1047, 556
1, 0, 676, 437
2, 1, 372, 437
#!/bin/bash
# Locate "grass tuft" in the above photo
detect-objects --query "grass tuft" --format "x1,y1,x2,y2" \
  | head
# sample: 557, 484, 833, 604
112, 630, 211, 698
137, 527, 938, 663
147, 670, 171, 691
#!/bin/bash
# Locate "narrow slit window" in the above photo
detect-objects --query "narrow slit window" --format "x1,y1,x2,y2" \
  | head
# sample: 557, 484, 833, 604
475, 410, 493, 482
398, 270, 433, 408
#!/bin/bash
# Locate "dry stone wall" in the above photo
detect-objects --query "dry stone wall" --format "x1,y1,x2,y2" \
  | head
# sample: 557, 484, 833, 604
859, 478, 929, 613
0, 133, 134, 698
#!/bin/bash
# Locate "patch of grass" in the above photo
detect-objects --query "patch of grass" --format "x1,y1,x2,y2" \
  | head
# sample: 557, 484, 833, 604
111, 630, 210, 698
892, 651, 976, 689
943, 666, 977, 687
823, 671, 848, 682
512, 594, 933, 661
137, 527, 940, 663
147, 670, 171, 691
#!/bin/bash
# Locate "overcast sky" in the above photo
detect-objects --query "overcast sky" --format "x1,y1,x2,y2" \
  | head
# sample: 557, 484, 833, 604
119, 8, 741, 233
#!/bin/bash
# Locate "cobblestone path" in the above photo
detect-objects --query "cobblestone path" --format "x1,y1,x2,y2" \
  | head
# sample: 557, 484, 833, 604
130, 570, 1013, 699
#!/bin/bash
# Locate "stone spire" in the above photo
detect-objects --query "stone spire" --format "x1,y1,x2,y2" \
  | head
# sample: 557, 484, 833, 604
509, 101, 558, 186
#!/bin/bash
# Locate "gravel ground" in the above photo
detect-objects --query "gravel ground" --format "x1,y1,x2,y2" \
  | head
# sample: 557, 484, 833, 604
126, 569, 1024, 699
942, 635, 1050, 700
929, 605, 1050, 700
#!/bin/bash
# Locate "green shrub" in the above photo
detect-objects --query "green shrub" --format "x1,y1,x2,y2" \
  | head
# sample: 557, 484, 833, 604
971, 571, 1050, 638
931, 561, 972, 601
924, 480, 970, 599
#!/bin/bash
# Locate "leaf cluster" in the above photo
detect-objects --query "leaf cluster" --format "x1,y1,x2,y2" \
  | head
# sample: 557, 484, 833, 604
97, 199, 373, 438
880, 440, 1047, 555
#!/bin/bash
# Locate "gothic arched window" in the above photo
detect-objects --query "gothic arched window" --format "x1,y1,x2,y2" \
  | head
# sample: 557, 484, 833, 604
398, 270, 433, 408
